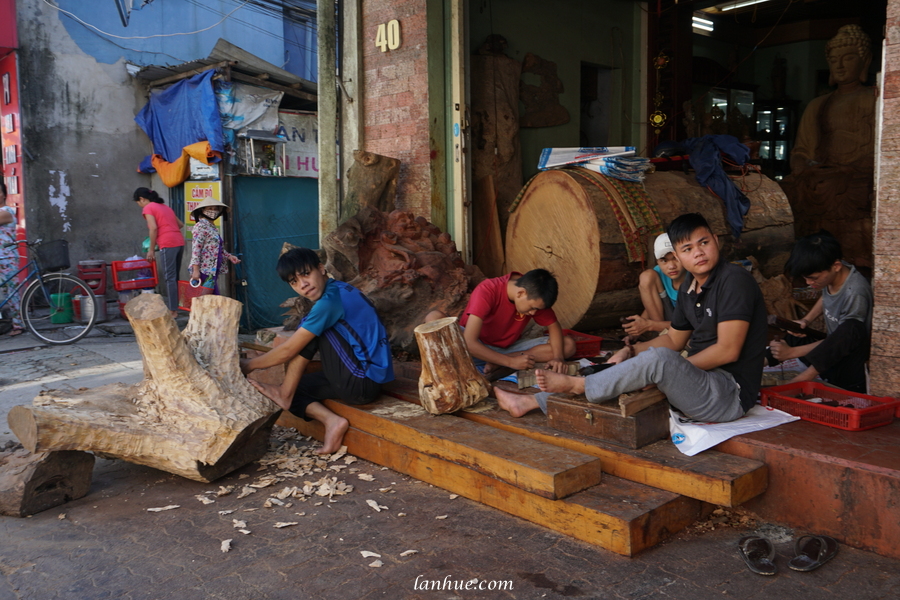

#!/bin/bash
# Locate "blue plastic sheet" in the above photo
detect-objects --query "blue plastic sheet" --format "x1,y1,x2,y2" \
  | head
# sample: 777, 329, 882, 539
682, 135, 751, 239
134, 70, 225, 164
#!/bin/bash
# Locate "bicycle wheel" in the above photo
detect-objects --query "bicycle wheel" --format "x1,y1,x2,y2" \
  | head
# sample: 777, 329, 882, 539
22, 273, 98, 344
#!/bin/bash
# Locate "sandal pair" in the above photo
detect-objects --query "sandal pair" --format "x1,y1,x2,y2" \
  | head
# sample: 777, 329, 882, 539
738, 534, 838, 575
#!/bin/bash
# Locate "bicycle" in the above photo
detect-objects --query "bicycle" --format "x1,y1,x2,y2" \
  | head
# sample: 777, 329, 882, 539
0, 239, 98, 344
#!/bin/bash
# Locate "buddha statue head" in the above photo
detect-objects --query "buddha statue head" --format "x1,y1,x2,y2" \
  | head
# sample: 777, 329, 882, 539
825, 25, 872, 87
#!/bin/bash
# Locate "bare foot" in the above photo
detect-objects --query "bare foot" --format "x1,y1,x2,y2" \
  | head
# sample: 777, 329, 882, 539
535, 369, 585, 395
248, 379, 292, 411
494, 387, 540, 418
317, 416, 349, 455
482, 362, 500, 375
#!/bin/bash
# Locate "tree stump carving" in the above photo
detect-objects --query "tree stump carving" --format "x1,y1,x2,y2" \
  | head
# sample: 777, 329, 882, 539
414, 317, 490, 415
7, 294, 280, 483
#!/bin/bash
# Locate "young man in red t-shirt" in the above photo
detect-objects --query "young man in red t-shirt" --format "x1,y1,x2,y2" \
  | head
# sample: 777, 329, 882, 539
450, 269, 575, 374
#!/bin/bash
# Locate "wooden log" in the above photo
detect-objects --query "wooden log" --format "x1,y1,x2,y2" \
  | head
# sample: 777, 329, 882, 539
413, 317, 490, 414
287, 406, 704, 556
340, 150, 400, 224
0, 443, 94, 517
472, 176, 506, 278
505, 169, 795, 329
7, 294, 280, 482
280, 396, 602, 499
382, 377, 768, 506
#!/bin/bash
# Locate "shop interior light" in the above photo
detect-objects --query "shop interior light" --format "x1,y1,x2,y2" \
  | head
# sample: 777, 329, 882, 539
717, 0, 772, 12
692, 15, 715, 32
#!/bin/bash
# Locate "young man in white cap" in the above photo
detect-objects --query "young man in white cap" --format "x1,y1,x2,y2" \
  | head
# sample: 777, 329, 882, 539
622, 232, 686, 341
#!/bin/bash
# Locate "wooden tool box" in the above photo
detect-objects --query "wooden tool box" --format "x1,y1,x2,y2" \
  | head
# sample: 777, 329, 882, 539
546, 389, 669, 449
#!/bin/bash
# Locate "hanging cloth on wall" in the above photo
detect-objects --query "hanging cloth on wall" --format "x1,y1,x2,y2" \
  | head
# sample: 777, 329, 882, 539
135, 70, 225, 169
682, 135, 751, 239
150, 141, 223, 188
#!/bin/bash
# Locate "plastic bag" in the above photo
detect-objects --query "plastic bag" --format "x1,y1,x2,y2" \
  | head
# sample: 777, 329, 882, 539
669, 405, 799, 456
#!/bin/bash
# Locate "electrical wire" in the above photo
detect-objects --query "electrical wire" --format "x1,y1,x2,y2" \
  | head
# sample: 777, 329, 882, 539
41, 0, 253, 40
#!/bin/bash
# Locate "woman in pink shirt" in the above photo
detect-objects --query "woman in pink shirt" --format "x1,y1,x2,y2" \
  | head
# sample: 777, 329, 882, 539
133, 187, 185, 317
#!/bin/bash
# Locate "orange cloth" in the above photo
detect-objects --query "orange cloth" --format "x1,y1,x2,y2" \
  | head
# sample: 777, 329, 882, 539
150, 141, 222, 188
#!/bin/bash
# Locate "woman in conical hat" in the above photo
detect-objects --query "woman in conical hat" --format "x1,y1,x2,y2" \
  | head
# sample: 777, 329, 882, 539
188, 197, 240, 294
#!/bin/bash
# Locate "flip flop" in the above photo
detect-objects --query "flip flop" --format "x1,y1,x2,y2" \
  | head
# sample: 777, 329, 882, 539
788, 535, 839, 572
737, 536, 777, 575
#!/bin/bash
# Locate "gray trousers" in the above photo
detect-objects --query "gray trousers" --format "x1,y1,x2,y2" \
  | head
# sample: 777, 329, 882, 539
158, 246, 184, 312
535, 346, 746, 423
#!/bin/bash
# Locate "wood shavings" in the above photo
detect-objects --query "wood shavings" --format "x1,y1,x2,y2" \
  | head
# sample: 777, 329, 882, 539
238, 529, 251, 535
358, 473, 375, 481
435, 515, 448, 520
243, 508, 259, 512
274, 522, 298, 528
400, 550, 418, 557
232, 519, 247, 529
328, 446, 348, 461
239, 474, 250, 479
378, 487, 392, 493
343, 456, 357, 465
313, 502, 323, 506
221, 539, 232, 553
275, 487, 295, 500
57, 514, 66, 520
249, 476, 278, 489
449, 494, 459, 499
264, 497, 285, 508
368, 560, 383, 568
195, 495, 215, 505
397, 513, 406, 517
147, 505, 180, 512
366, 499, 388, 512
294, 512, 306, 517
217, 485, 235, 496
218, 510, 235, 516
237, 486, 257, 499
360, 551, 381, 558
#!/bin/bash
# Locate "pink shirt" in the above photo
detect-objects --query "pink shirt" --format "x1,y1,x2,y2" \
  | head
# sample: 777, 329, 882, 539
142, 202, 184, 249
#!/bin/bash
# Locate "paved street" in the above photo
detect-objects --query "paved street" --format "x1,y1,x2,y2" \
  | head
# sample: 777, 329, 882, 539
1, 327, 899, 600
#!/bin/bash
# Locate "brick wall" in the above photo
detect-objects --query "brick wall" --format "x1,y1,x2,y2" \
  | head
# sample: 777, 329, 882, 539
871, 0, 900, 395
362, 0, 434, 219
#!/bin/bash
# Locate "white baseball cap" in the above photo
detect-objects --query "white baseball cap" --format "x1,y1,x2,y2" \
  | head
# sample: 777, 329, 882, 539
654, 233, 674, 260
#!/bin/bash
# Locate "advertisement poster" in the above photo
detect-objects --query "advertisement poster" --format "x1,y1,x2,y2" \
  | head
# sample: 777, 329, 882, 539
276, 110, 318, 178
184, 181, 223, 240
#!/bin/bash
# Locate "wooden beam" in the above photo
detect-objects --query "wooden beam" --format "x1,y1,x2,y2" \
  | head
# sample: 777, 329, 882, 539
284, 414, 704, 556
229, 71, 317, 103
288, 395, 602, 500
149, 61, 236, 88
383, 377, 768, 506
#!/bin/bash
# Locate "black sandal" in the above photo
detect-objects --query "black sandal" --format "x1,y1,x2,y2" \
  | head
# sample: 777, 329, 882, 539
738, 536, 777, 575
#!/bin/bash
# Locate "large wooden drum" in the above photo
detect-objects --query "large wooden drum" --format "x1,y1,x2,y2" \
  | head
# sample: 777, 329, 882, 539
505, 168, 794, 330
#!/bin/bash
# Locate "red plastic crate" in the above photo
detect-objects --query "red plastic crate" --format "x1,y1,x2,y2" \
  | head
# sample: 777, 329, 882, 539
178, 280, 214, 311
112, 259, 158, 292
760, 381, 899, 431
561, 329, 602, 359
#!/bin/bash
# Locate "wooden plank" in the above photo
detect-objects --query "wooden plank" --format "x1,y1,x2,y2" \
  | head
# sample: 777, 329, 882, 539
305, 396, 603, 500
382, 377, 768, 506
546, 393, 670, 449
282, 413, 704, 557
619, 388, 667, 417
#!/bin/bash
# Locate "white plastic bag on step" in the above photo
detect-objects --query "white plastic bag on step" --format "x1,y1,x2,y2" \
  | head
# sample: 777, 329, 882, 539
669, 405, 799, 456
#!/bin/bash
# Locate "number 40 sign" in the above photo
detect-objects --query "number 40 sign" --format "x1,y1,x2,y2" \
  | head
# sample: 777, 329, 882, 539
375, 20, 401, 52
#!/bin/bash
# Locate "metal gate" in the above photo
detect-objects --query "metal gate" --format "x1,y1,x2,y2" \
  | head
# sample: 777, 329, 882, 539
232, 176, 318, 330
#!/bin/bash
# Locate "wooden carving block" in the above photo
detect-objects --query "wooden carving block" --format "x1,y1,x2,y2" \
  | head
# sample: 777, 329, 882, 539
414, 317, 490, 415
0, 444, 94, 517
7, 294, 280, 482
618, 388, 667, 417
546, 393, 670, 449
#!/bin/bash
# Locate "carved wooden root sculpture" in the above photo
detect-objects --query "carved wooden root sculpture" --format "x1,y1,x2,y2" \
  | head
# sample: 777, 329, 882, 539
414, 317, 489, 415
7, 294, 280, 482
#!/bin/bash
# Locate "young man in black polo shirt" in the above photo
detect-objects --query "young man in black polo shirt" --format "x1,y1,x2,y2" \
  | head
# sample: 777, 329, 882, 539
495, 213, 767, 423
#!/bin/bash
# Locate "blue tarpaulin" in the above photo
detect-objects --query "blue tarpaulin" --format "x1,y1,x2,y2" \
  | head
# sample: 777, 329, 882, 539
135, 70, 225, 164
682, 135, 751, 239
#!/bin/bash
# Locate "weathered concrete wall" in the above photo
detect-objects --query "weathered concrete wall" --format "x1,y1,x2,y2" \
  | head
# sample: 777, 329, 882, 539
361, 0, 436, 220
16, 1, 153, 280
872, 0, 900, 395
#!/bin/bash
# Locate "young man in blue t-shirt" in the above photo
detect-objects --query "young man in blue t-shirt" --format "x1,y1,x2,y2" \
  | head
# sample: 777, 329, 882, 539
622, 233, 686, 341
241, 248, 394, 454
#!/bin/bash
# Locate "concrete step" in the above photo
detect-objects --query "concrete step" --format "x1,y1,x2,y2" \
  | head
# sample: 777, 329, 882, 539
717, 418, 900, 560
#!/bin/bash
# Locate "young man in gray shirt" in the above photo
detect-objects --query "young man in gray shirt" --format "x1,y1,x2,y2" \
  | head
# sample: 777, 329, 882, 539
769, 231, 872, 393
